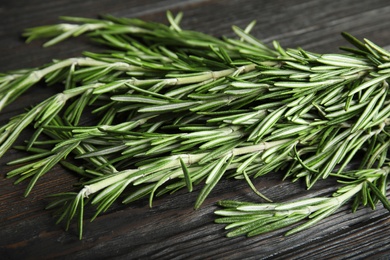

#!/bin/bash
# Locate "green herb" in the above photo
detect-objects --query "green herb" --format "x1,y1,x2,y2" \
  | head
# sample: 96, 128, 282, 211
1, 11, 390, 239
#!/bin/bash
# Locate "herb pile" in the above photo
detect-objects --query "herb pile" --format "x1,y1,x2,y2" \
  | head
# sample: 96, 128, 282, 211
1, 12, 390, 239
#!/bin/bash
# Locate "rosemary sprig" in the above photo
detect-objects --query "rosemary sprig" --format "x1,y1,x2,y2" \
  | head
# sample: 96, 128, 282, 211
215, 166, 390, 237
1, 12, 390, 239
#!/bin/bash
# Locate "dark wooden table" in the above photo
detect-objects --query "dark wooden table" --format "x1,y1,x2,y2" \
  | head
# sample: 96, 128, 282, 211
1, 0, 390, 259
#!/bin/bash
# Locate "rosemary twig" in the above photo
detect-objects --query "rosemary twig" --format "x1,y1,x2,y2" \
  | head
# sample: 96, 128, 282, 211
215, 166, 390, 237
1, 12, 390, 239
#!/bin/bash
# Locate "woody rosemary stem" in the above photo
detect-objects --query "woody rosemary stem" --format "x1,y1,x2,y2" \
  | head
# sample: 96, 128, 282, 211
92, 64, 257, 94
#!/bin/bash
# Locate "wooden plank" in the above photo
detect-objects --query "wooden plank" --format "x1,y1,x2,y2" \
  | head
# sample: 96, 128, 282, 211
1, 0, 390, 258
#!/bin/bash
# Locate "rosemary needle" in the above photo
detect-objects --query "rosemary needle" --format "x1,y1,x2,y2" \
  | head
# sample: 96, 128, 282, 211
1, 11, 390, 239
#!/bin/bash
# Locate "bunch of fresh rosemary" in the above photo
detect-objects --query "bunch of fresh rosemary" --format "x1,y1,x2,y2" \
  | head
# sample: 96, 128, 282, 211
1, 12, 390, 239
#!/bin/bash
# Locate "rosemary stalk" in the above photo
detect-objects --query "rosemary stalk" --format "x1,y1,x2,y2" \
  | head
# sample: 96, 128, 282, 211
1, 11, 390, 239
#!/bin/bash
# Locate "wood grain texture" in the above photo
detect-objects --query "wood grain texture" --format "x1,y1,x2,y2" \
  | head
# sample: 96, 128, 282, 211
1, 0, 390, 259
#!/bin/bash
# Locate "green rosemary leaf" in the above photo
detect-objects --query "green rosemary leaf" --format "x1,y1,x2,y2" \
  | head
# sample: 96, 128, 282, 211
231, 25, 275, 55
198, 140, 239, 164
248, 106, 287, 142
242, 170, 272, 202
364, 38, 390, 58
274, 79, 343, 88
320, 139, 350, 179
195, 155, 233, 209
75, 144, 127, 159
226, 216, 279, 237
7, 150, 54, 165
341, 32, 368, 51
248, 214, 307, 237
285, 207, 336, 236
77, 194, 84, 240
236, 151, 261, 173
111, 94, 169, 105
179, 157, 193, 192
122, 184, 155, 204
348, 74, 390, 96
138, 101, 198, 113
352, 87, 386, 132
149, 170, 180, 207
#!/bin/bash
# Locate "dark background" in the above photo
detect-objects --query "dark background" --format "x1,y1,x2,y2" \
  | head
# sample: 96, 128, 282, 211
1, 0, 390, 259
